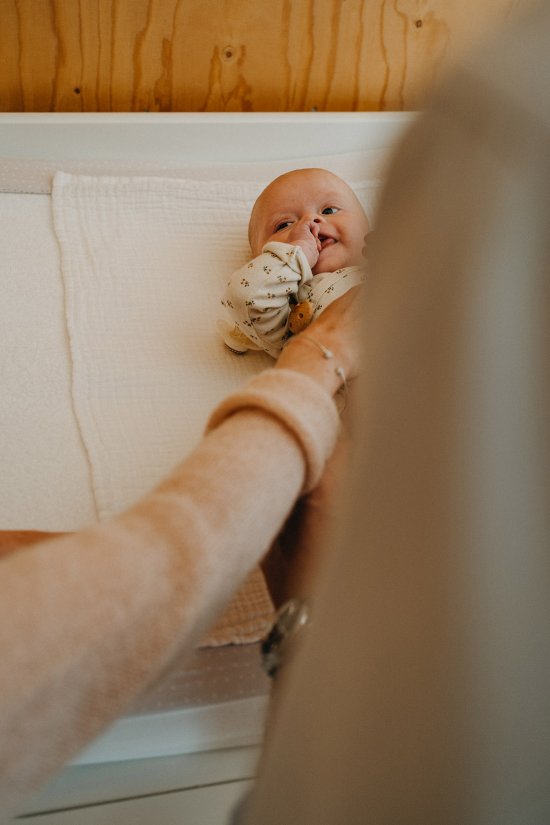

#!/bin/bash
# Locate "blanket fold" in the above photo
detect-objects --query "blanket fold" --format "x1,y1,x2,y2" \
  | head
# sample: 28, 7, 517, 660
52, 172, 278, 646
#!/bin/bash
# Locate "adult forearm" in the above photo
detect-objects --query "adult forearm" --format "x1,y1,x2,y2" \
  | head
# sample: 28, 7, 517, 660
0, 370, 338, 817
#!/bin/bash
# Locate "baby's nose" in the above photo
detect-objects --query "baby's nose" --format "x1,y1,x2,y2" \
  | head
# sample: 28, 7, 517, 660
306, 219, 321, 236
302, 216, 321, 234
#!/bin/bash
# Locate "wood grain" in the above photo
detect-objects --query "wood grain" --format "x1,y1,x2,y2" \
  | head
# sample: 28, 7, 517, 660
0, 0, 532, 112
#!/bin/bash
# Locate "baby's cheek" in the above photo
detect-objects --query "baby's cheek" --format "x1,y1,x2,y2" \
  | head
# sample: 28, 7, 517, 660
335, 236, 362, 268
288, 224, 314, 243
264, 231, 285, 248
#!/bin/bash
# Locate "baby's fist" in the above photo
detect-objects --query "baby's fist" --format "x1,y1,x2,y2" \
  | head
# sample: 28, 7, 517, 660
286, 223, 320, 269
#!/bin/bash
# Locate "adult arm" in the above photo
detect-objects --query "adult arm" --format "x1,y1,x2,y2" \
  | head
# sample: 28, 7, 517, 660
0, 289, 358, 818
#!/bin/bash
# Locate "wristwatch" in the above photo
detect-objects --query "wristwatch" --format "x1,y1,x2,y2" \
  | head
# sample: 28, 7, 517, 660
261, 598, 310, 679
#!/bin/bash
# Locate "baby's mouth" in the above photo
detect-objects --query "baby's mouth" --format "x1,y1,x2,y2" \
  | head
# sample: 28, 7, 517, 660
318, 234, 337, 251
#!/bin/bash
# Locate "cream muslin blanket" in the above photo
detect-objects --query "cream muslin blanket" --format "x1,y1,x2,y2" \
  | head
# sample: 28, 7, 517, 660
50, 169, 380, 645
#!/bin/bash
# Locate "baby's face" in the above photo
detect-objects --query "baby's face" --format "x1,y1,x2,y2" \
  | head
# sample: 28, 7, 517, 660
249, 169, 369, 274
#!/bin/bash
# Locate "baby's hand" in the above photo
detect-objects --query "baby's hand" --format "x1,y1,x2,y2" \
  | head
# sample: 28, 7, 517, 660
285, 223, 320, 269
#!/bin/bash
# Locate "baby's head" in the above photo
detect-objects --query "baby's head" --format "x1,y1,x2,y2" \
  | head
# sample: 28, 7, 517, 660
248, 168, 369, 275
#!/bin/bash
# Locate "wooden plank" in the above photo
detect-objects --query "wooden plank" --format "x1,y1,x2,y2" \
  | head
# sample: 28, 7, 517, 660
0, 0, 529, 113
0, 0, 531, 113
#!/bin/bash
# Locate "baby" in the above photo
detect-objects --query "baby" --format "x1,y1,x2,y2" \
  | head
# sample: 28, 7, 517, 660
219, 168, 369, 357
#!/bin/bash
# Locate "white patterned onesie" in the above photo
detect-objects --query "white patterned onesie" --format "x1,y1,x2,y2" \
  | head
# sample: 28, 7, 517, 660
219, 241, 364, 358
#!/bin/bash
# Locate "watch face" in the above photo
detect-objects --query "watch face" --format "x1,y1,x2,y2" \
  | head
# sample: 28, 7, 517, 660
261, 598, 310, 678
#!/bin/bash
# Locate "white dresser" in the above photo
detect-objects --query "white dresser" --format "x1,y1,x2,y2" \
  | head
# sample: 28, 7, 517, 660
15, 645, 270, 824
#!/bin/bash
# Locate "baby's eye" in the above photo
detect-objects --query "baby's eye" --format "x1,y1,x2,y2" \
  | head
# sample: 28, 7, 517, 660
321, 206, 340, 215
275, 220, 293, 232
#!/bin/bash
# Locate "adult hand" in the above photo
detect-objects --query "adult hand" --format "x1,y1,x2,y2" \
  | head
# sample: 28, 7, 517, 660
276, 286, 363, 395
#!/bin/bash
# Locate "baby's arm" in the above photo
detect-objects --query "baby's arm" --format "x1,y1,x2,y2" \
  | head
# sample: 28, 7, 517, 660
220, 242, 313, 356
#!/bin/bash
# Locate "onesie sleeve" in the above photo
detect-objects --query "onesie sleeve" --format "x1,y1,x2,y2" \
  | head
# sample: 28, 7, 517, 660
220, 242, 313, 357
